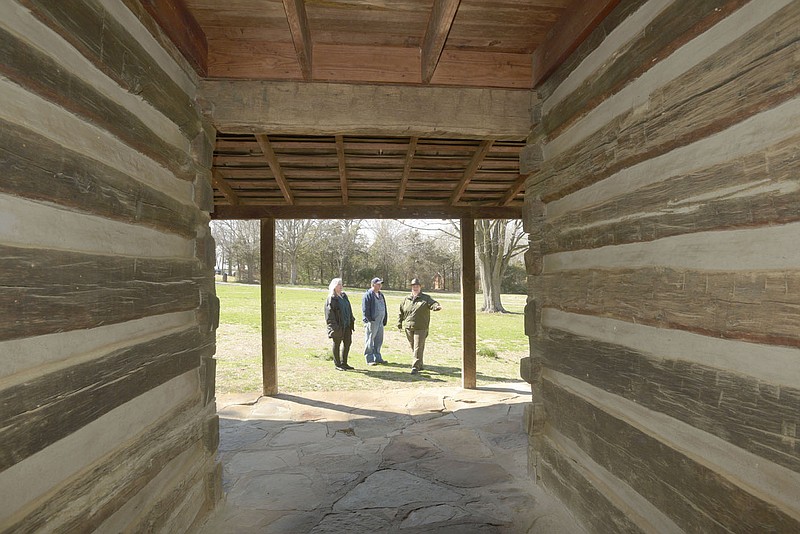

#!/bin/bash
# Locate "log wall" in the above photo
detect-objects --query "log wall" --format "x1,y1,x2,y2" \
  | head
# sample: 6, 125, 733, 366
0, 1, 220, 532
521, 1, 800, 532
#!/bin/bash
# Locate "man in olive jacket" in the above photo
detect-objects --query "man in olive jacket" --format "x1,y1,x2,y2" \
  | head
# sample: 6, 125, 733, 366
397, 277, 442, 374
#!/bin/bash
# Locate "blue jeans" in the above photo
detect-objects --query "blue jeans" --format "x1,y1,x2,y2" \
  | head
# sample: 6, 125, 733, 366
364, 321, 385, 363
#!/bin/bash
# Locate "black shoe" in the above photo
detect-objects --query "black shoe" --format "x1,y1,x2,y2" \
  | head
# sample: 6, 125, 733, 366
341, 363, 354, 370
335, 365, 346, 371
410, 368, 419, 375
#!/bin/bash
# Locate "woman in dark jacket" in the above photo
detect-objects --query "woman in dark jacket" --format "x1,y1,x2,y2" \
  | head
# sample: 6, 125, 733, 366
324, 277, 355, 370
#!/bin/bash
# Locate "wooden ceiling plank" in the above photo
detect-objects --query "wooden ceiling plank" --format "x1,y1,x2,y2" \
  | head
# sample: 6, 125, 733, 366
498, 174, 528, 206
421, 0, 461, 84
449, 139, 494, 205
396, 136, 419, 204
335, 134, 349, 205
531, 0, 622, 88
281, 0, 313, 81
211, 168, 240, 205
255, 134, 295, 204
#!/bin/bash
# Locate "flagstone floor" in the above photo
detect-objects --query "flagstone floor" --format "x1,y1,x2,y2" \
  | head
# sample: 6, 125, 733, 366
196, 382, 585, 533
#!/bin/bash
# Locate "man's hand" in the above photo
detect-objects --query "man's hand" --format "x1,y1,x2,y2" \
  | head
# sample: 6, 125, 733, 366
432, 304, 442, 311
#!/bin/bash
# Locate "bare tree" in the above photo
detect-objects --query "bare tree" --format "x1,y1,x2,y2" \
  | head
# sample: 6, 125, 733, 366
474, 219, 527, 312
276, 219, 315, 284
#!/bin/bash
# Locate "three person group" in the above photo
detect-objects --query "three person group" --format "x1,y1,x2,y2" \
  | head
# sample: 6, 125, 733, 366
324, 277, 441, 374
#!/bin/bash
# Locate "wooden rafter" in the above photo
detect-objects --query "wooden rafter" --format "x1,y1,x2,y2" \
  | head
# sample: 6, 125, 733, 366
212, 204, 521, 220
281, 0, 313, 81
421, 0, 461, 84
396, 136, 418, 204
255, 134, 294, 204
335, 135, 348, 205
211, 168, 240, 205
449, 139, 494, 205
498, 174, 527, 206
531, 0, 622, 88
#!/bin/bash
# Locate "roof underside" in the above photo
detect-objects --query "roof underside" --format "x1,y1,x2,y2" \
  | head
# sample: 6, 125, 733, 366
146, 0, 620, 218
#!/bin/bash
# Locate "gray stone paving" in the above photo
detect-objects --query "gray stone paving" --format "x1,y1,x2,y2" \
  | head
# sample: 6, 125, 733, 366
196, 383, 585, 533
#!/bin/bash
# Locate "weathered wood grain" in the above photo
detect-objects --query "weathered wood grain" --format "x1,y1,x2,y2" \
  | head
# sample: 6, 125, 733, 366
7, 400, 211, 533
539, 327, 800, 473
543, 0, 750, 139
134, 0, 207, 76
538, 437, 647, 534
0, 118, 200, 239
530, 267, 800, 348
530, 2, 800, 202
535, 0, 649, 101
0, 26, 197, 181
212, 203, 521, 220
542, 133, 800, 253
22, 0, 202, 139
0, 245, 202, 341
543, 378, 800, 533
0, 328, 213, 473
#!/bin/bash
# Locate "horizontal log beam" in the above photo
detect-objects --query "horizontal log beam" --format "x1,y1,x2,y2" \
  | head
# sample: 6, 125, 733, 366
0, 245, 202, 341
539, 327, 800, 473
542, 0, 749, 139
212, 203, 521, 220
22, 0, 202, 139
542, 132, 800, 254
0, 328, 212, 472
198, 80, 533, 140
531, 0, 622, 88
0, 25, 197, 181
530, 267, 800, 348
531, 2, 800, 202
542, 375, 798, 532
134, 0, 207, 76
0, 118, 201, 238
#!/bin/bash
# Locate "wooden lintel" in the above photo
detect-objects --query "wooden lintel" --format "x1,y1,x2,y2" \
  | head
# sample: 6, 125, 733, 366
335, 134, 348, 205
198, 80, 533, 140
282, 0, 313, 81
136, 0, 208, 76
449, 139, 494, 204
211, 168, 240, 206
499, 174, 528, 206
421, 0, 461, 84
254, 134, 294, 204
531, 0, 622, 88
397, 136, 418, 204
212, 204, 521, 220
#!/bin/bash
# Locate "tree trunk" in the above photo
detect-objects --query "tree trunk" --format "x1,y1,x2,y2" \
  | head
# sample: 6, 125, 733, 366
289, 251, 298, 285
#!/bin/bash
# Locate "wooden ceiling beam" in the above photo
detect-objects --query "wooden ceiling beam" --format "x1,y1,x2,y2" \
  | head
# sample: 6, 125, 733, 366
282, 0, 313, 81
531, 0, 622, 88
212, 204, 521, 220
396, 136, 418, 204
199, 81, 533, 139
449, 140, 494, 205
134, 0, 208, 76
211, 168, 240, 205
421, 0, 461, 84
255, 134, 295, 204
498, 174, 527, 206
335, 134, 349, 205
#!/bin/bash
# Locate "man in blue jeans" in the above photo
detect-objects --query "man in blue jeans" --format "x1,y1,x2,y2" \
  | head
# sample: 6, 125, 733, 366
362, 277, 388, 365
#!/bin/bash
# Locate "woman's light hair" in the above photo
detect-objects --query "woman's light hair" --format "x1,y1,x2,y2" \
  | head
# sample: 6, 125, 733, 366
328, 277, 343, 297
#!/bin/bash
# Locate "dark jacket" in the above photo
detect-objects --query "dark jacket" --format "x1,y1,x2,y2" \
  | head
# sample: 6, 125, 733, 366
362, 289, 388, 325
324, 293, 355, 338
397, 292, 441, 331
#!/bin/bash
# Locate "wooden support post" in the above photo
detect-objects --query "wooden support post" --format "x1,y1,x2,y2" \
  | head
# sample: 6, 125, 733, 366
261, 218, 278, 396
461, 217, 477, 389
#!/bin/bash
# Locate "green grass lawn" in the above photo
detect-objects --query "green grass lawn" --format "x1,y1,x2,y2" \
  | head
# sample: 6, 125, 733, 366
214, 282, 529, 394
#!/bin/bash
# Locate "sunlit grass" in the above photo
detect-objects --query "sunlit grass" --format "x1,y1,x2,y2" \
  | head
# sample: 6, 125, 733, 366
214, 283, 529, 394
